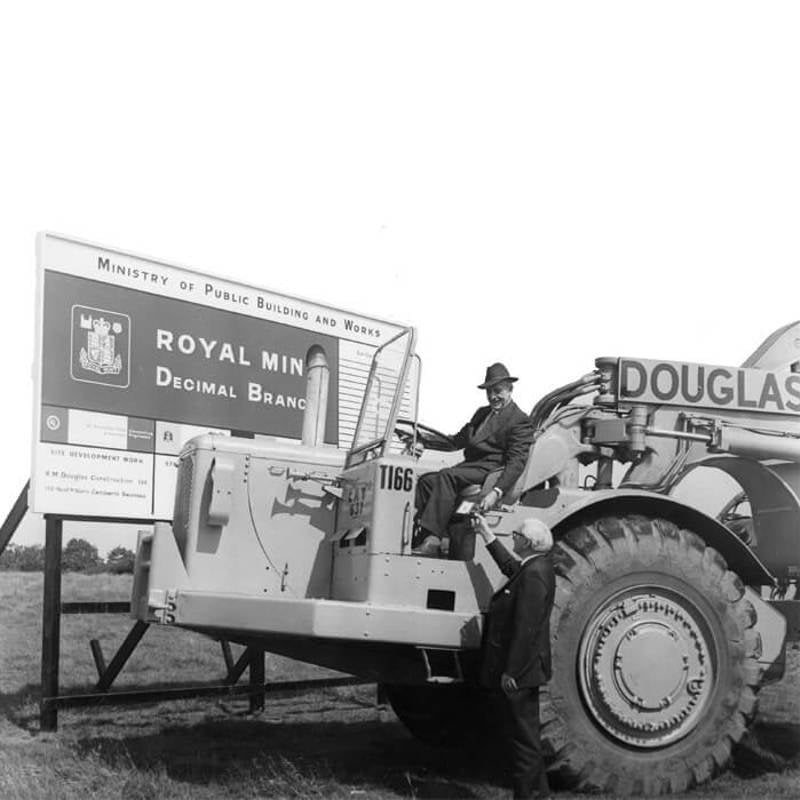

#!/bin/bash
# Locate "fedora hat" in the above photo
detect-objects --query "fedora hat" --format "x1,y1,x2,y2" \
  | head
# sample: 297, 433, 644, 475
478, 362, 518, 389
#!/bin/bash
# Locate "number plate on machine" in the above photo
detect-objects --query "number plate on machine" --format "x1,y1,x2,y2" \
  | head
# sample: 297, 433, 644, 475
378, 464, 414, 492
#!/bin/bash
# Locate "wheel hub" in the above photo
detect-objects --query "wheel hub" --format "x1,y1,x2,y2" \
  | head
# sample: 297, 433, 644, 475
578, 590, 713, 747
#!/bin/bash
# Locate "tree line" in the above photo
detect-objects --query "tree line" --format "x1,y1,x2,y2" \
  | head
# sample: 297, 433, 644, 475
0, 539, 135, 573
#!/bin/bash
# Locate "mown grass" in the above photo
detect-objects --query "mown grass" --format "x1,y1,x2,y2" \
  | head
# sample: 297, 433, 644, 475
0, 571, 339, 698
1, 571, 799, 798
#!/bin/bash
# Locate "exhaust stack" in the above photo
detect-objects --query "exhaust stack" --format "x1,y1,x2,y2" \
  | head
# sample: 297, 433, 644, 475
302, 345, 330, 446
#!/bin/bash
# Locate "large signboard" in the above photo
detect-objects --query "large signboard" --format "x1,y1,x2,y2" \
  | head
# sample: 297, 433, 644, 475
32, 233, 416, 519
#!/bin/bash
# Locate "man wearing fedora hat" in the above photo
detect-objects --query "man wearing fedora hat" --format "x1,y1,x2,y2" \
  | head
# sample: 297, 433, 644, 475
474, 512, 555, 799
413, 363, 534, 554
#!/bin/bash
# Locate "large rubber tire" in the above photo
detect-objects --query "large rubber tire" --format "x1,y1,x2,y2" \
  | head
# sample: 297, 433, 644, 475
382, 683, 502, 748
544, 515, 761, 795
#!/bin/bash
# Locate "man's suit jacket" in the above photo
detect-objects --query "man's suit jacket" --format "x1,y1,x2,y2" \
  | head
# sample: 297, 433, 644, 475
480, 538, 555, 689
451, 401, 534, 496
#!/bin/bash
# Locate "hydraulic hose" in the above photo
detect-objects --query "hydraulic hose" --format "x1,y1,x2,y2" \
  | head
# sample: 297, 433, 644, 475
530, 372, 602, 432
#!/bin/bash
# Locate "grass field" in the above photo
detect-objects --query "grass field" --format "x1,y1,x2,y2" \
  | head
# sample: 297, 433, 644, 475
1, 571, 799, 799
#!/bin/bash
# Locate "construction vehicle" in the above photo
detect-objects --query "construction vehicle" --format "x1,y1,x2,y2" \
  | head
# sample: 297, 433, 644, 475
132, 322, 800, 795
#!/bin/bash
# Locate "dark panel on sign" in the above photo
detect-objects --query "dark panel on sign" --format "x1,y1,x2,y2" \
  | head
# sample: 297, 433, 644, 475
41, 271, 340, 443
127, 418, 155, 453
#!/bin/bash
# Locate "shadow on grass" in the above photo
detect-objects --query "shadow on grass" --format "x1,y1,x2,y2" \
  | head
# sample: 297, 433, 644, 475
3, 684, 798, 798
73, 716, 506, 799
0, 680, 319, 732
732, 721, 800, 777
0, 684, 505, 796
0, 685, 41, 724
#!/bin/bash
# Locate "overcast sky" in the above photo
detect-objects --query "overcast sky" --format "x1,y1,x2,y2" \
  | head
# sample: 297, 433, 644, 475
2, 2, 799, 552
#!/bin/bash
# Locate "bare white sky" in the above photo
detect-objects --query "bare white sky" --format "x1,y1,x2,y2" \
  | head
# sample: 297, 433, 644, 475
1, 2, 798, 552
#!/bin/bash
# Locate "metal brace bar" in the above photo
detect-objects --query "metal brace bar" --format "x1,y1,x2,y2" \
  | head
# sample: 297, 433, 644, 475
0, 480, 29, 557
89, 639, 107, 679
220, 640, 235, 675
95, 621, 150, 693
225, 646, 253, 684
45, 675, 369, 709
63, 602, 131, 615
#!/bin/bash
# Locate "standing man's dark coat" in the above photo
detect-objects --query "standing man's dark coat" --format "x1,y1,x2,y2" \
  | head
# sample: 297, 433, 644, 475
481, 537, 554, 689
482, 535, 555, 799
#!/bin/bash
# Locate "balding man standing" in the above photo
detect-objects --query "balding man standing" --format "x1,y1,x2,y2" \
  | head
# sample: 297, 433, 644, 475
474, 514, 555, 800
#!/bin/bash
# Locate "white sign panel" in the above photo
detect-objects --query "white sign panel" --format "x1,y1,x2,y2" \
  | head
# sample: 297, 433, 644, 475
32, 233, 417, 519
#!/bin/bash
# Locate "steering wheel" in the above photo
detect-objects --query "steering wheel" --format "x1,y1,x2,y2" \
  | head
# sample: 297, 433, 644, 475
395, 419, 457, 452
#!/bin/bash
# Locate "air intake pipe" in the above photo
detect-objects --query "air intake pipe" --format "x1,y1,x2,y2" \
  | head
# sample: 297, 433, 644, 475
302, 345, 330, 446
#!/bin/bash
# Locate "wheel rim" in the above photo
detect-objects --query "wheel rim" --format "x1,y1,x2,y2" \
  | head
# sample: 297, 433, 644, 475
577, 586, 715, 748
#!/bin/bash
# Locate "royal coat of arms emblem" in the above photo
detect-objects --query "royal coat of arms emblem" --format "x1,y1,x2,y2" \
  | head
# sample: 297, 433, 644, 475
79, 317, 123, 375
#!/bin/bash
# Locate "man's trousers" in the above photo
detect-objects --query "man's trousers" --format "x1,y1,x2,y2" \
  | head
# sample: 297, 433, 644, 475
505, 686, 549, 799
414, 463, 493, 538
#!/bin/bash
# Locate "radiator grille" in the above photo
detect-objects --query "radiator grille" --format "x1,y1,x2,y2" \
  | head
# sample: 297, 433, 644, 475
172, 453, 194, 558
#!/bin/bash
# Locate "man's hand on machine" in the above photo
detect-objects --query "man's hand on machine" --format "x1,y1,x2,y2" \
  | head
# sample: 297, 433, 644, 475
477, 486, 503, 512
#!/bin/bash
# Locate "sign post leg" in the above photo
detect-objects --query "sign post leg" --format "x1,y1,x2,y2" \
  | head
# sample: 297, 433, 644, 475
40, 516, 63, 732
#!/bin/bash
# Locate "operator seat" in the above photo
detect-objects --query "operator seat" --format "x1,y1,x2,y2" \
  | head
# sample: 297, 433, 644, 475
505, 427, 578, 505
453, 417, 560, 512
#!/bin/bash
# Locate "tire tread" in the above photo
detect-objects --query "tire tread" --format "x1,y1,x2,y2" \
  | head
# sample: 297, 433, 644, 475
544, 514, 761, 796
